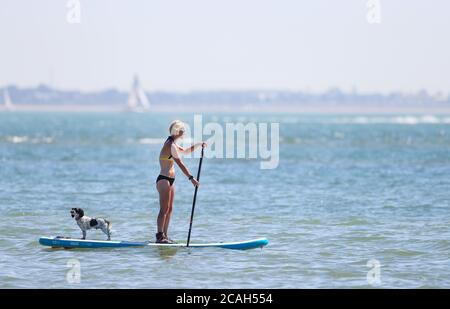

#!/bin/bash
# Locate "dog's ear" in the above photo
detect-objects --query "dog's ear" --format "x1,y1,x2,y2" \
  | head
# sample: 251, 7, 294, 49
77, 208, 84, 217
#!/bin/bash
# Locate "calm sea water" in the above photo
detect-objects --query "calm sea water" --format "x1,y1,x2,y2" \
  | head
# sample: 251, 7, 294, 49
0, 112, 449, 288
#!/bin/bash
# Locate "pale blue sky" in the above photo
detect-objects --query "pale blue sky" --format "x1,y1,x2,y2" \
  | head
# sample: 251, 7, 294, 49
0, 0, 449, 93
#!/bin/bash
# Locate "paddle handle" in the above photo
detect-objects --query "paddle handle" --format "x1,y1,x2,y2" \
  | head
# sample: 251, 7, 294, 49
186, 146, 204, 247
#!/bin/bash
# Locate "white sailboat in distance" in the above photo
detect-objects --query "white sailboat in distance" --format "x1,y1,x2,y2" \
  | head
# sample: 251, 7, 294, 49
3, 88, 15, 111
127, 75, 150, 112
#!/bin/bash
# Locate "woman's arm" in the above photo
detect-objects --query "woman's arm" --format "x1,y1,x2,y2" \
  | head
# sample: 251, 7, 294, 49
171, 144, 199, 186
174, 142, 206, 155
173, 157, 199, 187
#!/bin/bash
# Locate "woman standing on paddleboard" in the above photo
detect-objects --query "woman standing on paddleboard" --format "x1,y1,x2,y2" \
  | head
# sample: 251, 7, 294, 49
155, 120, 206, 243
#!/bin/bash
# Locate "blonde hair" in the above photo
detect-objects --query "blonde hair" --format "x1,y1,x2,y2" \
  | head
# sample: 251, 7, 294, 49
169, 120, 185, 136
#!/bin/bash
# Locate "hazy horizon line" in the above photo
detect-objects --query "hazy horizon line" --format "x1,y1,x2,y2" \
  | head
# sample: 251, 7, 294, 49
2, 82, 449, 97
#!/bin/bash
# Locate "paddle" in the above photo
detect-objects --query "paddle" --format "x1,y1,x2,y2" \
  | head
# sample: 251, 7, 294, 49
186, 145, 205, 247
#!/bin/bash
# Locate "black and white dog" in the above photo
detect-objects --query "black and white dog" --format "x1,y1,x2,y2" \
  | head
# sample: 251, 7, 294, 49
70, 208, 112, 240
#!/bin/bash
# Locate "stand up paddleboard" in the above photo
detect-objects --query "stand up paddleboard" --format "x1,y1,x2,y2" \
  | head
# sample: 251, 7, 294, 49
39, 237, 269, 250
40, 146, 269, 251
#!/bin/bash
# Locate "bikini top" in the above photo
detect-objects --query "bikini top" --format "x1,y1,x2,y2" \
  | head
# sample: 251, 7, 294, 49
159, 154, 173, 161
159, 136, 175, 161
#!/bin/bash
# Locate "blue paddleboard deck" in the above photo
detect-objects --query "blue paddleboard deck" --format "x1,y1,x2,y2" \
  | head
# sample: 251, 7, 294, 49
39, 236, 268, 250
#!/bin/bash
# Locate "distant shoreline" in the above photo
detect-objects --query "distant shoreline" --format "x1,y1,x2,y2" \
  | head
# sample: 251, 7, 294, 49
1, 104, 450, 114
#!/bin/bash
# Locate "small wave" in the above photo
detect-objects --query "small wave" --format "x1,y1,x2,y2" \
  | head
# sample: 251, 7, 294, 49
332, 115, 448, 125
383, 248, 424, 257
295, 218, 322, 225
325, 269, 360, 280
392, 115, 441, 124
6, 136, 28, 143
1, 136, 54, 144
435, 239, 450, 250
337, 218, 369, 226
345, 235, 387, 242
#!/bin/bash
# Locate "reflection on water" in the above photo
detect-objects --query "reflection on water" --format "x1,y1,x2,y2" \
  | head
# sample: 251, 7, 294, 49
154, 246, 181, 260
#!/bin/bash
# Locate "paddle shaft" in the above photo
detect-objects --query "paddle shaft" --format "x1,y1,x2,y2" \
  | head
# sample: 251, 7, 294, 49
186, 146, 204, 247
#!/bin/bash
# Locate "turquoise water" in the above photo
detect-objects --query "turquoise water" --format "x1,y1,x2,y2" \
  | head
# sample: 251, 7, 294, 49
0, 112, 450, 288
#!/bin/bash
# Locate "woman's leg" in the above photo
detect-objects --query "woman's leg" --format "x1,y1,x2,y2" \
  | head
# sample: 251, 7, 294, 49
163, 184, 175, 236
156, 180, 171, 234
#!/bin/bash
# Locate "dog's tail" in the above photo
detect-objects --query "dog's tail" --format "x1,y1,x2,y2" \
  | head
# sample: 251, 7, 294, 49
105, 219, 112, 240
105, 219, 112, 229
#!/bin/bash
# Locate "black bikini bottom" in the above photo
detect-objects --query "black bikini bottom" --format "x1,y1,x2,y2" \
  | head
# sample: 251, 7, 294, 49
156, 174, 175, 186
